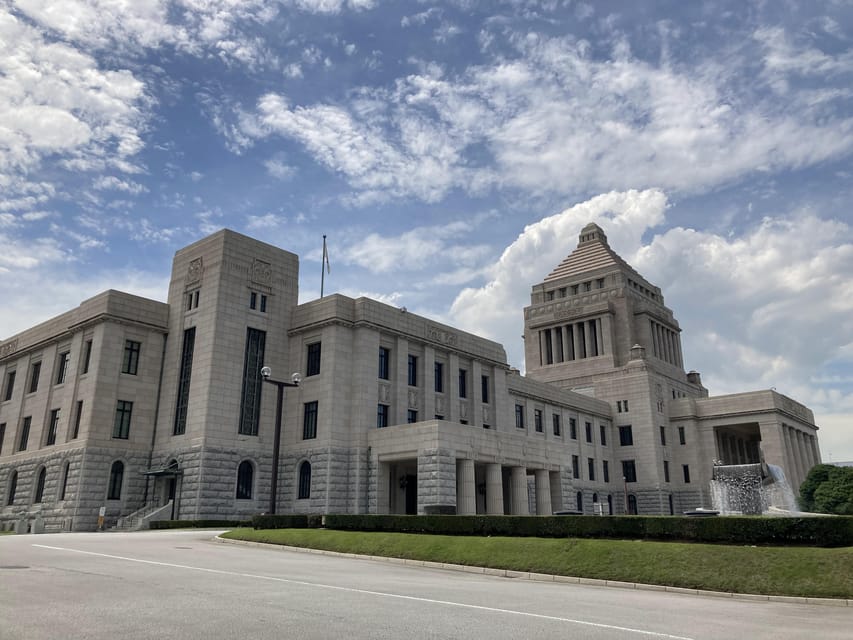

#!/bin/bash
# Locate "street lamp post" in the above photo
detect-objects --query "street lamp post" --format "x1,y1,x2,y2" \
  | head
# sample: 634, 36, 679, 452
261, 366, 301, 515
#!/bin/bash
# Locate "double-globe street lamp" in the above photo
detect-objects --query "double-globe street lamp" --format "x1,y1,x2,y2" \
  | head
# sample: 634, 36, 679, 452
260, 366, 302, 514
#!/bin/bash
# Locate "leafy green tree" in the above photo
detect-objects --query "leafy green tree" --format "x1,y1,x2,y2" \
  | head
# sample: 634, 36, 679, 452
799, 464, 834, 512
813, 467, 853, 515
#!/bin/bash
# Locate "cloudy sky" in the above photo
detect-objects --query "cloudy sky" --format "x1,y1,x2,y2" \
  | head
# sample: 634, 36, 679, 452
2, 0, 852, 460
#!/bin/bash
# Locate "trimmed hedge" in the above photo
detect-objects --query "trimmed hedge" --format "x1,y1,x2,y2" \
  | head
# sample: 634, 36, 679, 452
251, 514, 320, 530
318, 514, 853, 547
149, 519, 251, 529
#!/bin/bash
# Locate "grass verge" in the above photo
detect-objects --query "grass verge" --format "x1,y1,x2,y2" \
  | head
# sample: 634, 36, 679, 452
221, 528, 853, 599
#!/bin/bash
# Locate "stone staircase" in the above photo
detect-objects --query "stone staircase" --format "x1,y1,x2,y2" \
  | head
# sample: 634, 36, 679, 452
113, 501, 173, 531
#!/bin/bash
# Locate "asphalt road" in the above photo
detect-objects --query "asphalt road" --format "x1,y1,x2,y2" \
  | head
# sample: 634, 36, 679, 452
0, 530, 849, 639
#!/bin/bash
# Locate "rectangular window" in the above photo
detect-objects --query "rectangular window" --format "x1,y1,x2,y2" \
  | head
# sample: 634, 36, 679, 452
238, 328, 266, 436
187, 291, 194, 311
173, 327, 196, 436
19, 416, 31, 451
678, 426, 686, 445
515, 404, 525, 429
481, 375, 490, 403
82, 340, 92, 374
260, 294, 267, 313
602, 460, 610, 483
56, 351, 70, 384
306, 342, 321, 377
250, 292, 257, 309
622, 460, 637, 483
458, 369, 467, 398
303, 401, 318, 439
378, 347, 390, 380
663, 460, 670, 483
599, 425, 607, 446
585, 421, 593, 443
72, 401, 83, 439
2, 370, 14, 401
572, 455, 580, 479
588, 458, 595, 481
552, 414, 561, 436
434, 362, 443, 392
46, 409, 61, 446
122, 340, 140, 375
659, 426, 667, 446
377, 404, 389, 428
113, 401, 133, 439
407, 409, 418, 424
619, 425, 633, 446
28, 362, 41, 393
407, 355, 417, 386
682, 464, 691, 483
0, 423, 5, 455
534, 409, 543, 432
569, 417, 577, 440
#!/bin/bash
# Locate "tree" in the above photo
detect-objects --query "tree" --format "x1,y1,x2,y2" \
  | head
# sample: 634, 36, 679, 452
799, 464, 834, 512
813, 467, 853, 515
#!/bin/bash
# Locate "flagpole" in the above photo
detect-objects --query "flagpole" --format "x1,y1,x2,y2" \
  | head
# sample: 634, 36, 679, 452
321, 235, 327, 298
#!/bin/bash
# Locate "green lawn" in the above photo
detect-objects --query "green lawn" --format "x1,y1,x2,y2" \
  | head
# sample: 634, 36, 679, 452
222, 528, 853, 599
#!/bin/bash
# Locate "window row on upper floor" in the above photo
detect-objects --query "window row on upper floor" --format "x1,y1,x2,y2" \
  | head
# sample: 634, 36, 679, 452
544, 278, 607, 301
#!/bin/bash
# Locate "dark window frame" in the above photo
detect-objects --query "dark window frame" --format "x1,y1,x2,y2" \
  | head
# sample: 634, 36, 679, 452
298, 461, 311, 499
377, 403, 389, 428
55, 351, 70, 385
660, 426, 667, 446
552, 414, 561, 436
173, 327, 196, 436
303, 401, 318, 439
534, 409, 543, 432
407, 409, 418, 424
34, 467, 46, 503
81, 340, 92, 374
603, 460, 610, 483
619, 425, 634, 446
7, 470, 17, 505
515, 404, 525, 429
572, 455, 580, 479
588, 458, 595, 481
678, 426, 686, 445
481, 375, 489, 403
434, 361, 443, 392
238, 328, 266, 436
458, 369, 467, 398
622, 460, 637, 483
407, 355, 418, 386
236, 460, 254, 499
28, 362, 41, 393
585, 421, 593, 443
682, 464, 691, 483
113, 400, 133, 439
107, 461, 124, 500
3, 370, 15, 401
378, 347, 390, 380
72, 401, 83, 439
59, 462, 70, 501
18, 416, 31, 451
663, 460, 670, 483
600, 425, 607, 446
46, 408, 60, 446
122, 340, 140, 375
306, 342, 322, 377
569, 417, 577, 440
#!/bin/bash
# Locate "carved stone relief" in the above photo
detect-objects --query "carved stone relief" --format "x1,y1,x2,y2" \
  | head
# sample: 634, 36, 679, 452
251, 259, 273, 285
186, 257, 203, 284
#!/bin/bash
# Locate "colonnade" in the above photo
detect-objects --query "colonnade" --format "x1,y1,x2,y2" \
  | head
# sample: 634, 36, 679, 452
716, 432, 761, 465
538, 317, 603, 366
649, 320, 682, 367
455, 459, 561, 515
781, 424, 820, 489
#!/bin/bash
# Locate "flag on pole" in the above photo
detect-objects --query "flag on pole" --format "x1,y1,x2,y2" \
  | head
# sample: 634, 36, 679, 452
322, 235, 330, 274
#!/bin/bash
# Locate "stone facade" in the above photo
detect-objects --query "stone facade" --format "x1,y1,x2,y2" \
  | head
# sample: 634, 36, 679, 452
0, 225, 821, 530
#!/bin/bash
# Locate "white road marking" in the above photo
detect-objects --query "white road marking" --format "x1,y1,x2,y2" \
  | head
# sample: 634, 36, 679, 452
33, 543, 694, 640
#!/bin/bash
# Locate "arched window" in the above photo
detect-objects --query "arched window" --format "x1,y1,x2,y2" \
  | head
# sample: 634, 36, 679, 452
575, 490, 583, 513
627, 493, 638, 515
34, 467, 46, 503
107, 461, 124, 500
59, 462, 71, 501
298, 461, 311, 499
236, 461, 253, 499
6, 470, 17, 505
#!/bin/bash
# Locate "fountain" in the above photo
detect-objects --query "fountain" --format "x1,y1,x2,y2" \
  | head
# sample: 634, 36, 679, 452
710, 461, 800, 516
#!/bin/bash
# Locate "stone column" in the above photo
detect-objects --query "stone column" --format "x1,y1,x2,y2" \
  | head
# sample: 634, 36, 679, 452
549, 471, 562, 512
448, 353, 459, 423
456, 459, 476, 515
795, 430, 809, 487
810, 434, 822, 465
510, 466, 528, 515
485, 463, 503, 515
782, 426, 797, 483
566, 325, 575, 360
534, 469, 551, 515
574, 322, 584, 359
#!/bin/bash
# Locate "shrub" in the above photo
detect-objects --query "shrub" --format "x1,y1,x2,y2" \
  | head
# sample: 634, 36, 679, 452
149, 519, 251, 529
251, 514, 310, 530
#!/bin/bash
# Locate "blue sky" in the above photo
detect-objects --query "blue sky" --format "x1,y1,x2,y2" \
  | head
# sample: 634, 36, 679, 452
2, 0, 852, 460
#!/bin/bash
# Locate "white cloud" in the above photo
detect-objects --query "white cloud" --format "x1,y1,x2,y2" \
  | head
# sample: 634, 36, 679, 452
92, 175, 147, 194
264, 156, 297, 180
238, 29, 853, 204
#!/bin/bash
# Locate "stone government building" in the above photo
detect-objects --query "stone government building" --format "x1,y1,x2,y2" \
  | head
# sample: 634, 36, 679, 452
0, 224, 821, 531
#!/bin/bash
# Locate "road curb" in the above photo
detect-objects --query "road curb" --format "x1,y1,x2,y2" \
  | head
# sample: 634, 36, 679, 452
214, 535, 851, 607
